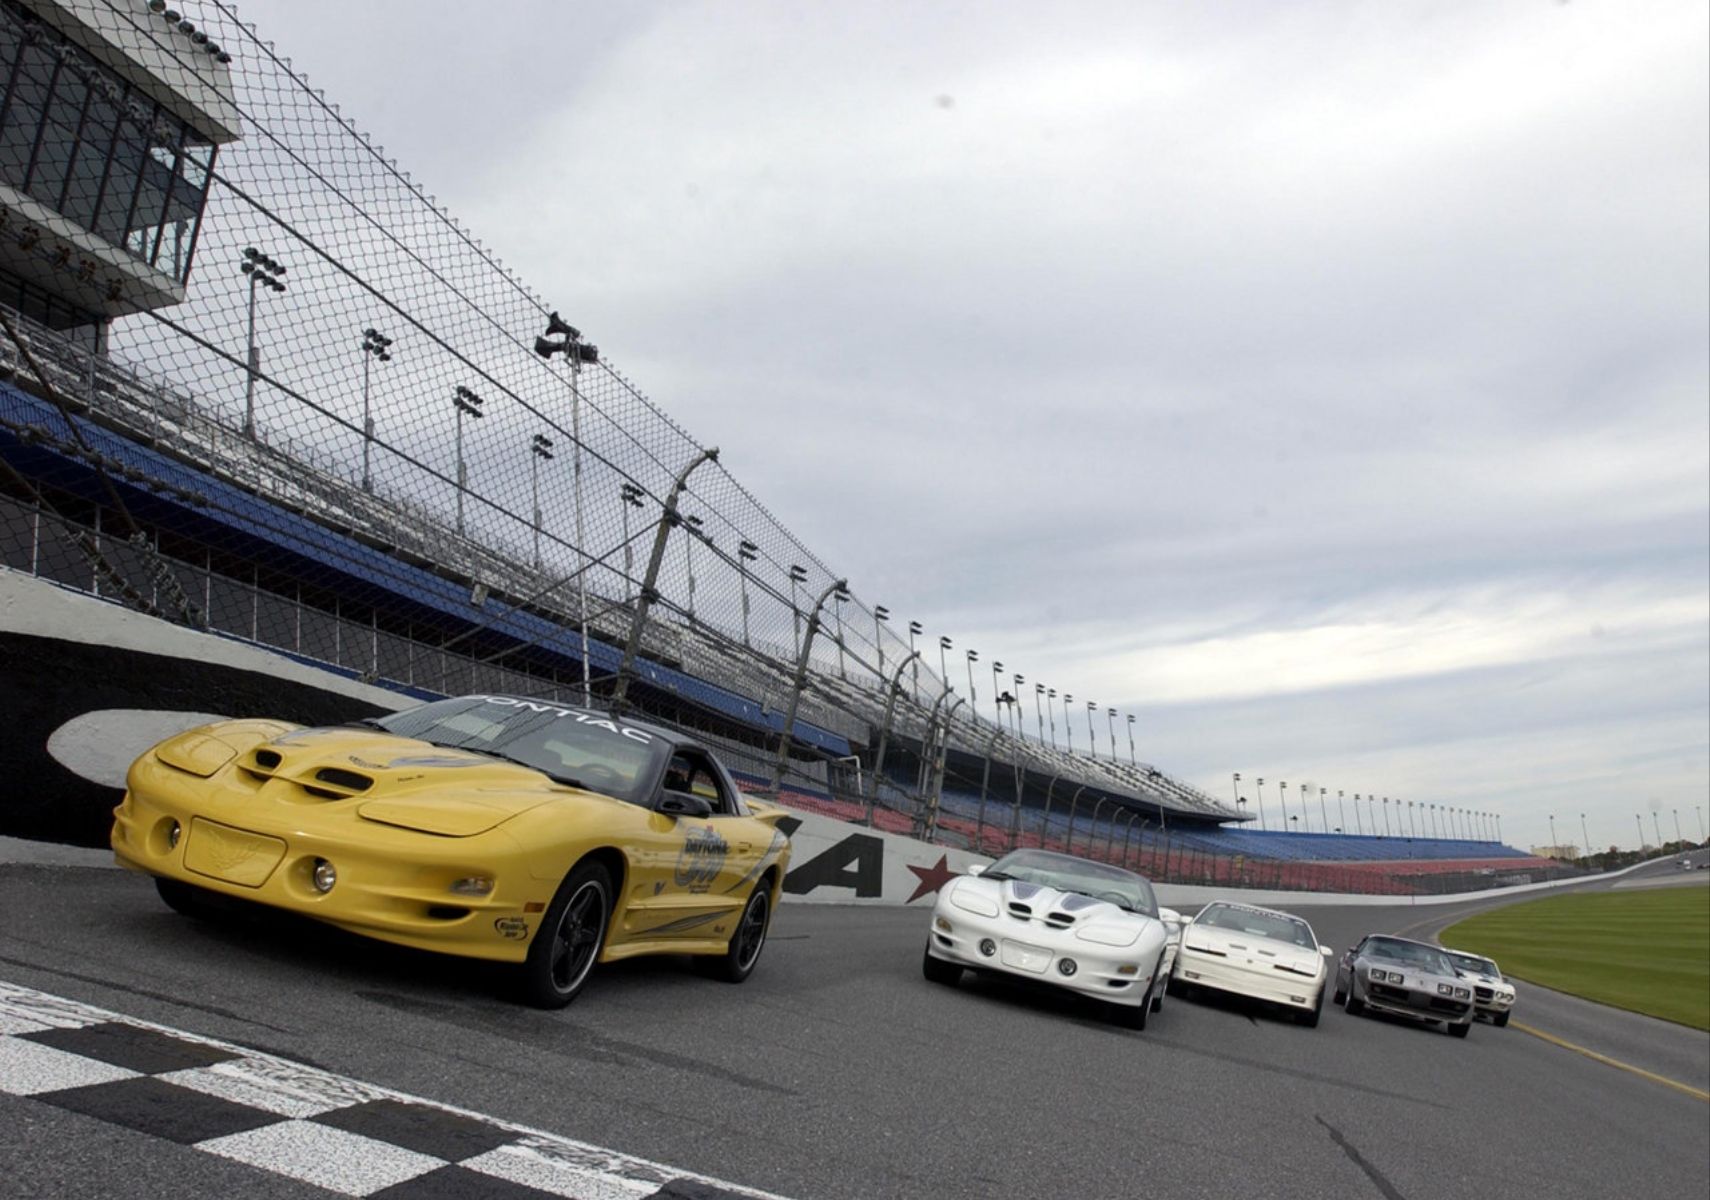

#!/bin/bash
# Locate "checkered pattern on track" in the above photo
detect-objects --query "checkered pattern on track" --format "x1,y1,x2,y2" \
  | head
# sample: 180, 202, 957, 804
0, 981, 789, 1199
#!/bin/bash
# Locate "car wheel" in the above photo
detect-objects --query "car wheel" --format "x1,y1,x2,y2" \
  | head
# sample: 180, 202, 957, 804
1449, 1020, 1471, 1039
922, 943, 963, 987
517, 860, 612, 1009
155, 877, 218, 920
1113, 980, 1152, 1031
1344, 989, 1366, 1017
1150, 977, 1167, 1014
703, 885, 773, 984
1494, 1011, 1510, 1028
1332, 985, 1347, 1006
1297, 989, 1323, 1028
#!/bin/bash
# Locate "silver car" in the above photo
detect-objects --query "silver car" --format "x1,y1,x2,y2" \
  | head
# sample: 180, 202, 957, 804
1443, 948, 1517, 1026
1333, 935, 1475, 1037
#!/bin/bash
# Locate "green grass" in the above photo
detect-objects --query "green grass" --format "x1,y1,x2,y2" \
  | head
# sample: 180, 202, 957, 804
1440, 886, 1710, 1031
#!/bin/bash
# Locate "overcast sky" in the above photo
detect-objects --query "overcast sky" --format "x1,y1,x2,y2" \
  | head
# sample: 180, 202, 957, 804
228, 0, 1708, 852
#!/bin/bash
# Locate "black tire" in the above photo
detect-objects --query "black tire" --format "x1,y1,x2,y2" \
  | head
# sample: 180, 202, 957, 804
1332, 986, 1347, 1006
1113, 977, 1154, 1030
1494, 1011, 1510, 1028
517, 860, 612, 1009
155, 877, 218, 920
707, 885, 773, 984
1297, 990, 1323, 1028
922, 944, 962, 987
1345, 992, 1366, 1017
1150, 982, 1166, 1015
1448, 1020, 1471, 1039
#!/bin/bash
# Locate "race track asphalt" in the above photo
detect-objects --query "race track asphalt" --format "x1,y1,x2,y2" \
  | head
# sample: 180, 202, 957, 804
1, 853, 1705, 1200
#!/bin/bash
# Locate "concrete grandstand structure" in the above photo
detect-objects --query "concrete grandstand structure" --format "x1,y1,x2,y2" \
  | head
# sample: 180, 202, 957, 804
0, 0, 1574, 897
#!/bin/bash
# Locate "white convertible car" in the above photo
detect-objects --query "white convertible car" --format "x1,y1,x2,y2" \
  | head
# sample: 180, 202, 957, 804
923, 848, 1178, 1029
1170, 900, 1333, 1026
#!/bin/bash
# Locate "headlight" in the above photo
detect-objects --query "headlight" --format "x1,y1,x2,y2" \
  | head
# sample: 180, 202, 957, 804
948, 885, 1000, 919
449, 876, 495, 896
1454, 987, 1471, 999
1438, 983, 1454, 996
934, 916, 953, 933
311, 858, 337, 893
1075, 923, 1139, 948
1369, 968, 1398, 983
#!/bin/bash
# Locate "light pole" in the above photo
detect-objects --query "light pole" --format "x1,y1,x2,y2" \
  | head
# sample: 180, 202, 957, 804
1106, 708, 1118, 765
1673, 809, 1682, 844
737, 539, 758, 647
938, 635, 952, 692
1652, 809, 1663, 846
1062, 693, 1074, 754
1319, 787, 1330, 834
965, 648, 978, 710
529, 433, 554, 568
619, 483, 646, 595
359, 326, 391, 492
991, 660, 1003, 724
1635, 813, 1645, 850
239, 246, 286, 439
1337, 790, 1348, 835
1580, 813, 1591, 858
1255, 777, 1266, 830
833, 587, 851, 679
874, 605, 889, 678
1231, 772, 1241, 818
1011, 674, 1025, 741
1381, 797, 1391, 837
1126, 714, 1136, 766
530, 313, 601, 709
1278, 781, 1289, 829
452, 386, 484, 535
1034, 682, 1047, 744
907, 620, 922, 697
1046, 688, 1058, 748
1086, 701, 1097, 760
789, 565, 809, 658
682, 514, 704, 620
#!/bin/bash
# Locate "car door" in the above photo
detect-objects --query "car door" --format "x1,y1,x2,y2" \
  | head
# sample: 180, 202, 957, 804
623, 748, 760, 943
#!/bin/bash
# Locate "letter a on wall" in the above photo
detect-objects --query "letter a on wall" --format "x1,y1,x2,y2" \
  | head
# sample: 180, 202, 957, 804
783, 833, 885, 898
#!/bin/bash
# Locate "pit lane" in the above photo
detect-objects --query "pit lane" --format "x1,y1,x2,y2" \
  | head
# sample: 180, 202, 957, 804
1, 854, 1704, 1200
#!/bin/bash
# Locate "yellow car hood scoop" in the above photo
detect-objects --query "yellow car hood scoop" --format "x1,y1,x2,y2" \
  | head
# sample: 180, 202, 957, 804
357, 794, 553, 837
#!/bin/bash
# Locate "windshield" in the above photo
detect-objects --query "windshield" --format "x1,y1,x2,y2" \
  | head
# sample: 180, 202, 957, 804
1196, 903, 1317, 950
983, 848, 1158, 916
1446, 952, 1500, 978
1364, 938, 1455, 976
374, 695, 666, 805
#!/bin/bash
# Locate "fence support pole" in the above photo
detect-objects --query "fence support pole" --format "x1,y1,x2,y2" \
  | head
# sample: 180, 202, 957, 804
612, 447, 719, 715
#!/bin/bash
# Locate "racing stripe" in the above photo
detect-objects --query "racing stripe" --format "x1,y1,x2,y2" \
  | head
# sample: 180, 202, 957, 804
722, 831, 786, 894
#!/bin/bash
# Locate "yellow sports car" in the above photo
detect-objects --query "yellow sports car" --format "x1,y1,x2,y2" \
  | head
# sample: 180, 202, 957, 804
111, 694, 792, 1007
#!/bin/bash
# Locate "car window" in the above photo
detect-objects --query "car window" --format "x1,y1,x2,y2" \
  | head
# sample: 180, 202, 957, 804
664, 749, 733, 814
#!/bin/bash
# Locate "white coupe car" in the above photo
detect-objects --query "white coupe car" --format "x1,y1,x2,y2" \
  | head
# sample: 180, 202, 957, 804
1170, 900, 1333, 1026
923, 848, 1177, 1029
1442, 948, 1517, 1026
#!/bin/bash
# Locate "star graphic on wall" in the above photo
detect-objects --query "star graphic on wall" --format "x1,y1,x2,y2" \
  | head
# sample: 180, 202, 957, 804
905, 854, 958, 903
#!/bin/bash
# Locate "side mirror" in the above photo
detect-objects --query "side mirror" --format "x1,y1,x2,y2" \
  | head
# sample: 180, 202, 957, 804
658, 791, 713, 819
1159, 907, 1182, 925
967, 863, 986, 876
1320, 945, 1334, 958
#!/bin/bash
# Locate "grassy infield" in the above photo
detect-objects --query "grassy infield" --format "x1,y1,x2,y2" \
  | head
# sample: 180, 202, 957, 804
1440, 885, 1709, 1031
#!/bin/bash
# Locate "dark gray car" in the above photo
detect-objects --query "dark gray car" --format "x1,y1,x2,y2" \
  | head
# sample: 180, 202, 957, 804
1333, 935, 1475, 1037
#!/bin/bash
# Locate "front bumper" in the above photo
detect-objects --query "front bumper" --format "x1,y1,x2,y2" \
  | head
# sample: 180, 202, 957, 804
1174, 947, 1323, 1011
1358, 978, 1474, 1025
926, 912, 1157, 1009
112, 768, 546, 963
1472, 987, 1516, 1017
